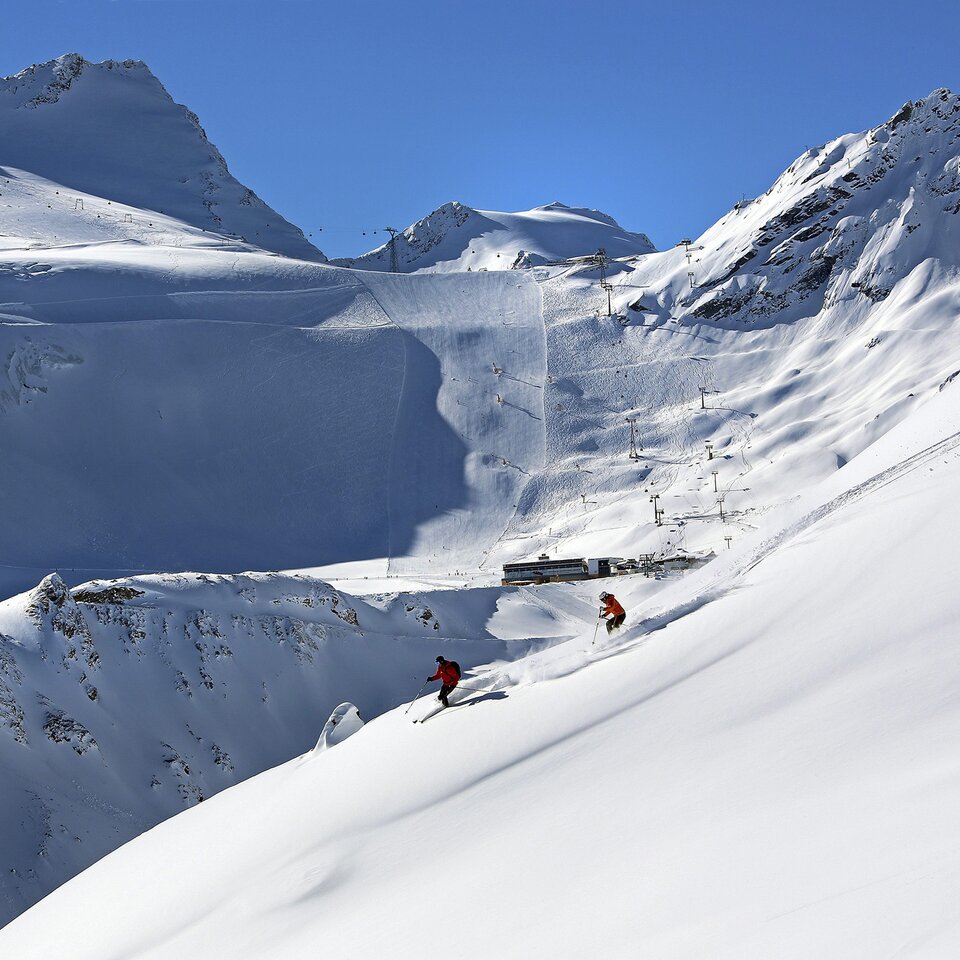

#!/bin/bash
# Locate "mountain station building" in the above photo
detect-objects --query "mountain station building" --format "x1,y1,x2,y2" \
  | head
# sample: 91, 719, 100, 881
501, 554, 623, 586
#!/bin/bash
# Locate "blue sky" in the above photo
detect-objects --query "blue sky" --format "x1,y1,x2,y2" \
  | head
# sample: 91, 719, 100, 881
3, 0, 960, 257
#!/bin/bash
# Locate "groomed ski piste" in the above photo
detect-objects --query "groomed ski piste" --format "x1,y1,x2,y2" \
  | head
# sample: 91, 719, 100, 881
1, 56, 960, 954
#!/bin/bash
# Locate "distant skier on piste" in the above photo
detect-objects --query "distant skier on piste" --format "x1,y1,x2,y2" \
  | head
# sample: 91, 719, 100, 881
427, 655, 461, 708
599, 591, 626, 633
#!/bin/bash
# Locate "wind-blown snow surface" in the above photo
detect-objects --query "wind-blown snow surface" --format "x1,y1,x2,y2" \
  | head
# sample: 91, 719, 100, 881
332, 200, 655, 273
4, 387, 959, 958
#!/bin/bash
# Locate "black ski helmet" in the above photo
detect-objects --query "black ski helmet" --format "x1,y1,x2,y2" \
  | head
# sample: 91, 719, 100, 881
435, 655, 445, 663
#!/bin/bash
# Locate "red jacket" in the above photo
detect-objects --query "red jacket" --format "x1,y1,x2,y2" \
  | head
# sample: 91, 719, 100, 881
602, 595, 625, 618
429, 662, 460, 686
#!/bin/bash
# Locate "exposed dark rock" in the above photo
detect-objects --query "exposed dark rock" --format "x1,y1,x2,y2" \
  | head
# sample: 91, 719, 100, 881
793, 255, 837, 297
756, 187, 852, 246
42, 709, 97, 755
887, 101, 914, 130
73, 586, 145, 605
0, 646, 26, 744
702, 248, 758, 288
691, 287, 757, 321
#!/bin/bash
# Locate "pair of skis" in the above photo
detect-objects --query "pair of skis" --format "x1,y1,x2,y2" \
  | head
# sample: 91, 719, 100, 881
413, 702, 450, 724
412, 689, 483, 724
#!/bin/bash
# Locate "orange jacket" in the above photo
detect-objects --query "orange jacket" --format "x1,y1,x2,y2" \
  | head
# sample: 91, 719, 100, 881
602, 595, 625, 618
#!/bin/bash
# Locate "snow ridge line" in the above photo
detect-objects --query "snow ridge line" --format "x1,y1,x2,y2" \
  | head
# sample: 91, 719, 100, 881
739, 427, 960, 578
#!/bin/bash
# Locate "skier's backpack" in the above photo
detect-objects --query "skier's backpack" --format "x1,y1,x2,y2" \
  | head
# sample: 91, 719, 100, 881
449, 660, 462, 681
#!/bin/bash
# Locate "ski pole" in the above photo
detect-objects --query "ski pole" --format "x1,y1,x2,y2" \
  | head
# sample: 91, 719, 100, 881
404, 679, 430, 715
453, 684, 488, 694
591, 615, 603, 645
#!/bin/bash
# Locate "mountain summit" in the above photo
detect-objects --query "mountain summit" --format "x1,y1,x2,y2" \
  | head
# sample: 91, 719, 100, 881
0, 54, 324, 261
332, 200, 655, 272
658, 88, 960, 327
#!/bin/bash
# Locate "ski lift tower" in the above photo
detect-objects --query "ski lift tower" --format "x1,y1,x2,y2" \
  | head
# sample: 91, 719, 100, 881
601, 279, 615, 316
626, 417, 642, 460
591, 247, 614, 316
676, 238, 704, 264
384, 226, 401, 273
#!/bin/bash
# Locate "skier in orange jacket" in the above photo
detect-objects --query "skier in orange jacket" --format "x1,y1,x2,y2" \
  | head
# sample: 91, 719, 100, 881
599, 592, 626, 633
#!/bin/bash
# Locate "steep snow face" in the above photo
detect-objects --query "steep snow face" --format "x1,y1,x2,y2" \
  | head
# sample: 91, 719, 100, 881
0, 256, 545, 598
2, 91, 960, 600
4, 388, 958, 959
332, 200, 655, 273
0, 55, 324, 261
0, 569, 537, 925
612, 88, 960, 329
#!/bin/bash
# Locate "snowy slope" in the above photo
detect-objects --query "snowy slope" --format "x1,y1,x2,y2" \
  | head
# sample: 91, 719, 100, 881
0, 54, 323, 261
0, 251, 546, 597
2, 77, 960, 937
3, 386, 958, 958
332, 200, 655, 273
4, 69, 954, 603
0, 569, 540, 925
476, 88, 960, 573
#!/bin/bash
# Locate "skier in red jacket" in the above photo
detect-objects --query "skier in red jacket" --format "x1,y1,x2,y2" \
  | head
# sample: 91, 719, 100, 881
427, 656, 461, 708
600, 592, 626, 633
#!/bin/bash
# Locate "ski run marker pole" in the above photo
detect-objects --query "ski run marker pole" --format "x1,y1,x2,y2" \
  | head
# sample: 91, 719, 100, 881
404, 679, 430, 715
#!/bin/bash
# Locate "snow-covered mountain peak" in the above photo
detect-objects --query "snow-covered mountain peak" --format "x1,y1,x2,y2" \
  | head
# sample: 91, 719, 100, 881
532, 200, 620, 227
0, 54, 149, 109
0, 55, 324, 261
637, 87, 960, 327
14, 573, 90, 651
884, 86, 958, 130
333, 199, 655, 272
762, 87, 960, 203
